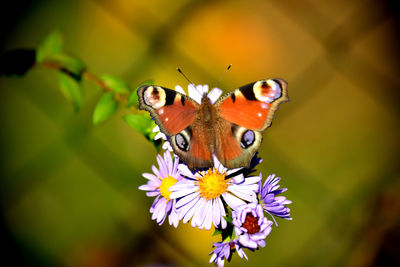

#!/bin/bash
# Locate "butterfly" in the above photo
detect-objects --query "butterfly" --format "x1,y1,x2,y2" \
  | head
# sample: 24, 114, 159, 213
137, 79, 288, 169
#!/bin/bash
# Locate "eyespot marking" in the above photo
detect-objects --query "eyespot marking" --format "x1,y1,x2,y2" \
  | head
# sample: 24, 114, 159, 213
253, 80, 282, 103
143, 86, 166, 109
240, 130, 255, 148
176, 133, 189, 151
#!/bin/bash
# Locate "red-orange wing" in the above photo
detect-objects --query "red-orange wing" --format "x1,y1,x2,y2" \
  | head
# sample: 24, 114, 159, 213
214, 119, 243, 167
216, 79, 288, 131
137, 85, 199, 136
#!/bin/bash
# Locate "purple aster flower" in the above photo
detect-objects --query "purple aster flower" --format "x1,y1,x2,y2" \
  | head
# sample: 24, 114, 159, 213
258, 173, 292, 224
169, 155, 260, 230
232, 203, 273, 249
209, 240, 247, 267
138, 151, 182, 227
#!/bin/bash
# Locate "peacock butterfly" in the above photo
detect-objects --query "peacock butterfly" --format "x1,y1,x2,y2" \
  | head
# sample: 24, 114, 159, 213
137, 79, 288, 169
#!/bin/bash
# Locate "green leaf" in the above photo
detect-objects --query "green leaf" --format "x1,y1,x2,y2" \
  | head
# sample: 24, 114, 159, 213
212, 228, 222, 237
48, 53, 86, 79
100, 74, 130, 94
93, 92, 118, 125
58, 72, 83, 112
36, 29, 63, 63
127, 80, 154, 108
225, 211, 233, 223
123, 114, 155, 136
124, 113, 163, 149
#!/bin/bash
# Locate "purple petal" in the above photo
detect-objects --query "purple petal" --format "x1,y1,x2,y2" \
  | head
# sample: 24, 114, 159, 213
204, 201, 213, 230
169, 187, 197, 199
178, 164, 196, 178
181, 196, 200, 222
142, 173, 159, 182
176, 191, 199, 209
212, 200, 221, 227
223, 193, 245, 210
194, 198, 208, 227
152, 165, 161, 178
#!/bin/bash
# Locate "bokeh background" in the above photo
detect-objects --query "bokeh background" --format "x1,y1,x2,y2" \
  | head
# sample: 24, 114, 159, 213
1, 0, 400, 266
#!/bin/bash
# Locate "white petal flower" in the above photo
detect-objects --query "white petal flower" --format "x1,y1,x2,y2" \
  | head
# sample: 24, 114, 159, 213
169, 156, 260, 230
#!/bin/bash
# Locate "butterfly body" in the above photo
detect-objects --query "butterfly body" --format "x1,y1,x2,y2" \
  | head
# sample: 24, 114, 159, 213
138, 79, 288, 169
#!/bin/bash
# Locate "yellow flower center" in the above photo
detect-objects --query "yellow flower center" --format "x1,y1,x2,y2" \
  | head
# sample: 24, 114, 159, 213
159, 176, 178, 201
197, 168, 229, 200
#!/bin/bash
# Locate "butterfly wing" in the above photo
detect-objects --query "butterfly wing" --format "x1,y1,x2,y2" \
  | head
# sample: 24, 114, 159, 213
214, 79, 288, 168
171, 124, 214, 169
138, 85, 199, 135
137, 85, 213, 168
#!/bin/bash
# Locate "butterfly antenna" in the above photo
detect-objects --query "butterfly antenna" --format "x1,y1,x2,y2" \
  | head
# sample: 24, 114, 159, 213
177, 67, 199, 95
177, 67, 194, 85
215, 64, 232, 87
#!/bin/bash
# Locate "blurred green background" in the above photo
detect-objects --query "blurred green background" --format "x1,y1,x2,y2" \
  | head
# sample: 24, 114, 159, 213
1, 0, 399, 266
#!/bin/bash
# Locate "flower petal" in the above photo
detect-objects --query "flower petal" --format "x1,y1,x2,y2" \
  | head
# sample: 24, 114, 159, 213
222, 193, 246, 210
208, 88, 223, 103
175, 85, 186, 94
188, 84, 202, 104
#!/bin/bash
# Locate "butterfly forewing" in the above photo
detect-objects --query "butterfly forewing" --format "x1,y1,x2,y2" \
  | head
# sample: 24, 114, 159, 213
137, 85, 199, 135
216, 79, 288, 131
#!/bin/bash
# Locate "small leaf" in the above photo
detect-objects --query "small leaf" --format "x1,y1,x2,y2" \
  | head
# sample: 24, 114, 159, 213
93, 92, 118, 125
0, 49, 36, 76
36, 29, 63, 63
58, 72, 83, 112
48, 53, 86, 80
124, 114, 160, 149
123, 114, 155, 136
127, 80, 154, 108
100, 74, 130, 94
225, 211, 233, 223
127, 90, 139, 108
212, 228, 222, 237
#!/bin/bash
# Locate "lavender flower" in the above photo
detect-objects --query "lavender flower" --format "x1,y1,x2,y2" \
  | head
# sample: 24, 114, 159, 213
209, 240, 247, 267
169, 156, 260, 230
139, 151, 182, 227
258, 173, 292, 223
232, 203, 273, 249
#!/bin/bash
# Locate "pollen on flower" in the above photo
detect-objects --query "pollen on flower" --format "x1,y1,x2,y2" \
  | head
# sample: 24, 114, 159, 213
242, 213, 260, 234
197, 168, 228, 200
159, 176, 178, 201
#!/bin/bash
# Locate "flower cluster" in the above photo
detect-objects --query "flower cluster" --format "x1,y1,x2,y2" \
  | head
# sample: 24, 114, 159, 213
139, 84, 292, 266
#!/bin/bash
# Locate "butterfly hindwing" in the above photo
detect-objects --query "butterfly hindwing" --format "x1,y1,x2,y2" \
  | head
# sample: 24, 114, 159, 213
169, 125, 213, 169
